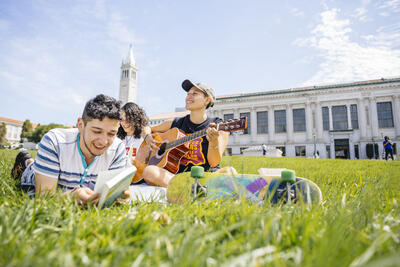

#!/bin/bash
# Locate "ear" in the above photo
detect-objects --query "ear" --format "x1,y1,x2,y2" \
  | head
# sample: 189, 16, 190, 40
205, 96, 212, 107
77, 118, 84, 132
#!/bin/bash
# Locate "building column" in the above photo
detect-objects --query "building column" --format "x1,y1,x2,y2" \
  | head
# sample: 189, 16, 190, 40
306, 102, 313, 140
234, 108, 240, 120
369, 97, 379, 139
286, 104, 293, 143
328, 105, 333, 131
316, 102, 323, 140
392, 95, 400, 138
357, 98, 367, 139
346, 104, 352, 129
268, 106, 275, 144
250, 108, 257, 141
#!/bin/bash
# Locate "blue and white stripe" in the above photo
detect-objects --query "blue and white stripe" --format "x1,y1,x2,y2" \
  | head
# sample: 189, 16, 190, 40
32, 128, 127, 190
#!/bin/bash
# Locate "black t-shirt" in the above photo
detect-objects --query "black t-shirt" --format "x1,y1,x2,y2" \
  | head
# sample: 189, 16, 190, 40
171, 115, 222, 173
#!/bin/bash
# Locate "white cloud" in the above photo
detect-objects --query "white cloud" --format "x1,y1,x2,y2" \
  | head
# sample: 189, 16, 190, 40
289, 7, 304, 17
378, 0, 400, 12
294, 8, 400, 86
353, 7, 370, 22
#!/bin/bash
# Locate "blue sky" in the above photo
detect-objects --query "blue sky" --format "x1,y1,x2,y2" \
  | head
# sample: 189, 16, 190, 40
0, 0, 399, 126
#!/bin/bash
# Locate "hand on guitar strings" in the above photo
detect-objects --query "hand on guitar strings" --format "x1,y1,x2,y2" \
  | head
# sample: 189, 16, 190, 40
144, 133, 161, 152
206, 123, 220, 148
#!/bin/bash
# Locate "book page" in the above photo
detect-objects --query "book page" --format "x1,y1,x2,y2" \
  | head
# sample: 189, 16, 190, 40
94, 168, 126, 194
97, 166, 136, 208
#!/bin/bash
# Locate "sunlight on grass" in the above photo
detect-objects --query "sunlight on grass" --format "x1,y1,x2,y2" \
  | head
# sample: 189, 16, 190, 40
1, 150, 399, 266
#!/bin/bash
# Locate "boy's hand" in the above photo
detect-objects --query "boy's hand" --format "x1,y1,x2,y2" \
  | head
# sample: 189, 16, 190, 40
115, 189, 131, 205
71, 187, 100, 206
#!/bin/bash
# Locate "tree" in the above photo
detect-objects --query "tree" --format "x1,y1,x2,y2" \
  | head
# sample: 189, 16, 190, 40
28, 123, 68, 143
21, 119, 33, 142
0, 122, 8, 146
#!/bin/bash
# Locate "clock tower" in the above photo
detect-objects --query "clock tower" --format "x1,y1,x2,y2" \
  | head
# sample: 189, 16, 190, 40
119, 45, 137, 105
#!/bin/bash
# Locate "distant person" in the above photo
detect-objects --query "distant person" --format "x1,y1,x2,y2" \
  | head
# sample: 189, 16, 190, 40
383, 136, 394, 161
262, 143, 267, 156
141, 79, 236, 188
11, 94, 129, 205
117, 102, 150, 165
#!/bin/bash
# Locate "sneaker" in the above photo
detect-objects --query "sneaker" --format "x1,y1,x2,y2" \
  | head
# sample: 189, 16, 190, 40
11, 151, 33, 180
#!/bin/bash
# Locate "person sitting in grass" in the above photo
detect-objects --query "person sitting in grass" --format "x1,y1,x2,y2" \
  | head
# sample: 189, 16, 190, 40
11, 94, 129, 205
142, 79, 236, 188
117, 102, 150, 168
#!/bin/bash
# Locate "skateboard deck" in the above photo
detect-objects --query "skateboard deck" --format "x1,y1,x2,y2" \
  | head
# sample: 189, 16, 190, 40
167, 168, 322, 206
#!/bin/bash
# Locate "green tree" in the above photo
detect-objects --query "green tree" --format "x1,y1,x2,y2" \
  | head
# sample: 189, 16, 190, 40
21, 119, 33, 142
0, 122, 8, 146
28, 123, 68, 143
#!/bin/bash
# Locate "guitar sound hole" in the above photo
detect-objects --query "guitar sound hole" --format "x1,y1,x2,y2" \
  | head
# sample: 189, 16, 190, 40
158, 143, 166, 156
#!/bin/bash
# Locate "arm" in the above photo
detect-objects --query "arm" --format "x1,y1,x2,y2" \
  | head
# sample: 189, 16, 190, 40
35, 172, 100, 205
144, 119, 174, 152
150, 119, 173, 133
206, 126, 229, 168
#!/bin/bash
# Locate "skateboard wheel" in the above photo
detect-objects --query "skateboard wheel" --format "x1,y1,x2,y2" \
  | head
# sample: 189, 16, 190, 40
281, 170, 296, 183
191, 166, 204, 178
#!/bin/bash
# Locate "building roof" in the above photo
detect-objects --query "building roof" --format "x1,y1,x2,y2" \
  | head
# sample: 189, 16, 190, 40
0, 116, 38, 127
217, 77, 400, 101
0, 116, 24, 125
149, 110, 190, 121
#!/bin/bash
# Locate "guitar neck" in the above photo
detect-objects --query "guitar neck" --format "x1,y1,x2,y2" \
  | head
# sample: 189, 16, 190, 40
165, 128, 209, 150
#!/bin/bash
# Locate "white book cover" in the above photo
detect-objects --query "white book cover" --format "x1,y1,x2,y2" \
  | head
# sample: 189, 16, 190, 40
94, 166, 136, 208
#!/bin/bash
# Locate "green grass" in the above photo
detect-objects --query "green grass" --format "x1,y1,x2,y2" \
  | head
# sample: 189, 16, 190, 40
1, 149, 400, 267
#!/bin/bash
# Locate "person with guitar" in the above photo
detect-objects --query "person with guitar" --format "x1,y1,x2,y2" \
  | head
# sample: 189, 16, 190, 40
117, 102, 149, 168
139, 79, 237, 188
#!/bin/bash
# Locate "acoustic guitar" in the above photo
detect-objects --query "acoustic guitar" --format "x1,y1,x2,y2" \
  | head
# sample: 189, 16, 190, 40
132, 117, 247, 183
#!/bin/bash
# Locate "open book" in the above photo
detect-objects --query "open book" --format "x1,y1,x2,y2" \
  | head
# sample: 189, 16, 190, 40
94, 166, 137, 208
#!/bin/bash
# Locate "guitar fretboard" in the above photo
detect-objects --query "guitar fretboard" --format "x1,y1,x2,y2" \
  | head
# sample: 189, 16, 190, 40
165, 128, 209, 150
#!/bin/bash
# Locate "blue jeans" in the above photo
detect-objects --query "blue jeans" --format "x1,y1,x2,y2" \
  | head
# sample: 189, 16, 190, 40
19, 162, 35, 196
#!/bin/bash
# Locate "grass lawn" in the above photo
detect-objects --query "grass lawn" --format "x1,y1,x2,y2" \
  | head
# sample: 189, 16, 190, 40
1, 149, 400, 267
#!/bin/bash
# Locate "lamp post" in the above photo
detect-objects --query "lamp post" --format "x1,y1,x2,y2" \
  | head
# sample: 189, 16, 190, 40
372, 137, 375, 159
313, 132, 317, 158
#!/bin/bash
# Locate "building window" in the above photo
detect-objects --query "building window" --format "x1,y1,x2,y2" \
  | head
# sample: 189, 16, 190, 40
240, 112, 251, 134
377, 102, 394, 128
224, 113, 234, 121
257, 111, 268, 134
326, 145, 331, 159
240, 147, 248, 154
224, 148, 232, 156
295, 146, 306, 157
293, 108, 306, 132
276, 146, 286, 156
354, 144, 359, 159
332, 105, 348, 130
322, 107, 329, 130
350, 104, 359, 129
274, 110, 286, 133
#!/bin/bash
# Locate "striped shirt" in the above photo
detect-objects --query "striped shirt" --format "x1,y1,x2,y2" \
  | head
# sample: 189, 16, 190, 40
33, 128, 127, 190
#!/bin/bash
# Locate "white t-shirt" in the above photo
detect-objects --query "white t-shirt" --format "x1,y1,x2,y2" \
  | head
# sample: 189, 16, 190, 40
33, 128, 126, 190
123, 135, 143, 160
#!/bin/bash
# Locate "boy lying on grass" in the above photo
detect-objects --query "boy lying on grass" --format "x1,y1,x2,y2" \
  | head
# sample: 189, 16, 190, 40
11, 94, 130, 206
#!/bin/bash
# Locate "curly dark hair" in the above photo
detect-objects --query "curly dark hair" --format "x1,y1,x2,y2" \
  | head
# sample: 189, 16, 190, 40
117, 102, 148, 139
82, 94, 122, 124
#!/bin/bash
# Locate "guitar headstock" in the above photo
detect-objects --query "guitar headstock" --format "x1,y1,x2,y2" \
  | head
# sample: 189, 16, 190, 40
218, 117, 248, 132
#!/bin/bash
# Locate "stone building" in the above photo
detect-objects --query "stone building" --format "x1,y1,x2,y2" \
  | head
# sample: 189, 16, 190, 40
0, 117, 24, 145
207, 77, 400, 159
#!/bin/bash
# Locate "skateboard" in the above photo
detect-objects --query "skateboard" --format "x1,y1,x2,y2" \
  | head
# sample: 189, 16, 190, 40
167, 167, 322, 206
